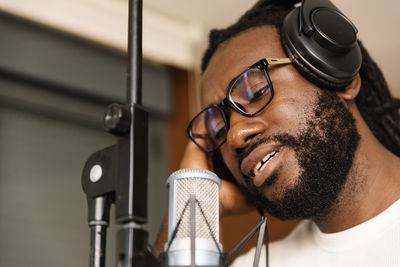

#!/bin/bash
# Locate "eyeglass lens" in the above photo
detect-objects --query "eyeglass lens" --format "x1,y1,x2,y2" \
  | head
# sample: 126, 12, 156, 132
190, 64, 272, 152
230, 67, 272, 114
191, 106, 227, 152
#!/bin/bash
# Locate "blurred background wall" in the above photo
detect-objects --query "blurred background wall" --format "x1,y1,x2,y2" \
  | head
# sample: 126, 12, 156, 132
0, 1, 398, 266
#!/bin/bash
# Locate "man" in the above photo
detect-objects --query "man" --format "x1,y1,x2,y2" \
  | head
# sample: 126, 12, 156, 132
155, 0, 400, 266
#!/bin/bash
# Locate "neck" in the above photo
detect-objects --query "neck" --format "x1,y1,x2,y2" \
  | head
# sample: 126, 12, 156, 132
314, 109, 400, 233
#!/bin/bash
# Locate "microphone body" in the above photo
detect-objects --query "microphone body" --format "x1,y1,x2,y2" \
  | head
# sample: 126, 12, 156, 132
165, 168, 222, 266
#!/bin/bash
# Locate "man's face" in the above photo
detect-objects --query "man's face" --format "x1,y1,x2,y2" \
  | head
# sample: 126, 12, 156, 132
201, 26, 360, 220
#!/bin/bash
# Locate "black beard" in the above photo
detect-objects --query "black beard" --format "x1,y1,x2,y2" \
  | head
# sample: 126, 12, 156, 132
236, 90, 360, 220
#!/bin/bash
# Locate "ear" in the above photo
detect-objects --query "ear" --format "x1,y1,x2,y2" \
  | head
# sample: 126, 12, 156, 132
337, 74, 361, 101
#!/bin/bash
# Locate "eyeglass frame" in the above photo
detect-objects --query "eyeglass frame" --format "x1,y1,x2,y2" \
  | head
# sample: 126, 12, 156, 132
185, 57, 292, 153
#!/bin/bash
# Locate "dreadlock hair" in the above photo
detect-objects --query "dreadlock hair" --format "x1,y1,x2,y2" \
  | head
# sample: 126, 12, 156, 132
201, 0, 400, 157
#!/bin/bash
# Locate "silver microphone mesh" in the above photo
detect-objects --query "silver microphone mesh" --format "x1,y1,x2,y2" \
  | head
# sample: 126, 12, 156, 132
167, 168, 221, 243
176, 177, 219, 240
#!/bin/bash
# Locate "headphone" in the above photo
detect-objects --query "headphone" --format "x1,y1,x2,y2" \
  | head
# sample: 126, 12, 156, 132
281, 0, 362, 89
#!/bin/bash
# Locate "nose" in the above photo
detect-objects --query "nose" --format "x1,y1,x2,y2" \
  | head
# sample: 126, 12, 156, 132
226, 112, 266, 153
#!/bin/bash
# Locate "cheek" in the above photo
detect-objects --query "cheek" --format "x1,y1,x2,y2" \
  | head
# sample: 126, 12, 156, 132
219, 145, 245, 184
261, 96, 308, 135
265, 85, 318, 133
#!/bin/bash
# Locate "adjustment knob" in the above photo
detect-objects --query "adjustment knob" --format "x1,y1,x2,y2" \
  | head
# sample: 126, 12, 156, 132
104, 103, 131, 135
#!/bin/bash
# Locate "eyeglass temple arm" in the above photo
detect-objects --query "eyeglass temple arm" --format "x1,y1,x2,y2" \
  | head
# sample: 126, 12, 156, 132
266, 58, 292, 65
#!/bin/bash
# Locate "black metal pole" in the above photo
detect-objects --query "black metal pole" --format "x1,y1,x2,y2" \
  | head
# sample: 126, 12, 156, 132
127, 0, 142, 105
114, 0, 148, 225
115, 0, 156, 266
87, 195, 112, 267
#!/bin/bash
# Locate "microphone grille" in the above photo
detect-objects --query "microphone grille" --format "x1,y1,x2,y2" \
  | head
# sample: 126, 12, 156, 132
167, 168, 221, 242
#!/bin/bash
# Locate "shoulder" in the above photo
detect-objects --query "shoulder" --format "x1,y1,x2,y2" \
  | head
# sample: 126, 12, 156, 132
231, 220, 314, 267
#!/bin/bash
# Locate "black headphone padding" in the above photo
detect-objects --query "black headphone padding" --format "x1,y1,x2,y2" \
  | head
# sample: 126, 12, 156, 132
281, 32, 351, 90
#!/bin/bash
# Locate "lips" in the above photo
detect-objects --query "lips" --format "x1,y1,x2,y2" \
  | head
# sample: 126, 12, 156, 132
253, 150, 278, 176
240, 143, 281, 187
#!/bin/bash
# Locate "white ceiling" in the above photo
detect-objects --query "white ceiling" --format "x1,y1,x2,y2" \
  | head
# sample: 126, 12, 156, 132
0, 0, 399, 96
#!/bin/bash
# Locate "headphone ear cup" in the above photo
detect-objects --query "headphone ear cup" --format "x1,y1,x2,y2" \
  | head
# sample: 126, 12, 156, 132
281, 5, 362, 90
281, 32, 349, 90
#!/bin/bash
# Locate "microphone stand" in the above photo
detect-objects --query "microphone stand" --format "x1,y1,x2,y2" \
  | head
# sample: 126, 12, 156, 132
81, 0, 160, 266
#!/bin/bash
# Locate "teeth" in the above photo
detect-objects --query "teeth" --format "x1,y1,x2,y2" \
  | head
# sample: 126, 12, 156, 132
262, 151, 277, 164
253, 151, 278, 176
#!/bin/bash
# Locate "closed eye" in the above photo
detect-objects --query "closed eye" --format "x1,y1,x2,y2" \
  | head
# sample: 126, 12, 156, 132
192, 133, 209, 139
251, 85, 269, 101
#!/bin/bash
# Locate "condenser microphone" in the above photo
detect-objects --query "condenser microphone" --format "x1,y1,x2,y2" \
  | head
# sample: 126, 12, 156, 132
164, 168, 223, 267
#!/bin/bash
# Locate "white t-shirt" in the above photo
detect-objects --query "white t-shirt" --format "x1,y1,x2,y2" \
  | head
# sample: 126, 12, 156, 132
231, 198, 400, 267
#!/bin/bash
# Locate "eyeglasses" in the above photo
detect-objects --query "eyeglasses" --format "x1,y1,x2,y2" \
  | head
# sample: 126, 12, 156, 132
185, 58, 292, 153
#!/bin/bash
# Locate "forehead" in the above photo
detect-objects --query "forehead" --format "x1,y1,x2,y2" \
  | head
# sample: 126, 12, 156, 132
201, 26, 286, 105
